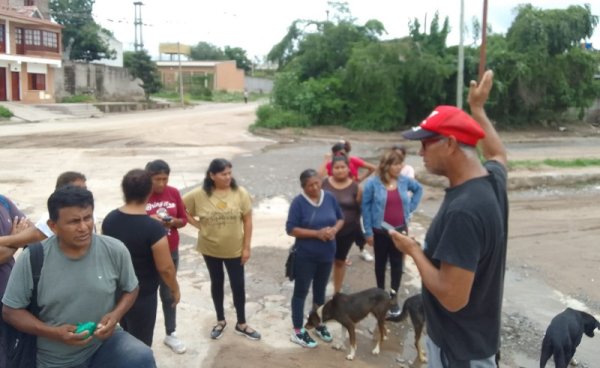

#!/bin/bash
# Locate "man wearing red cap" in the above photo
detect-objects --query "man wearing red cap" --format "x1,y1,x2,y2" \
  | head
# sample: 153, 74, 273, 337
390, 70, 508, 367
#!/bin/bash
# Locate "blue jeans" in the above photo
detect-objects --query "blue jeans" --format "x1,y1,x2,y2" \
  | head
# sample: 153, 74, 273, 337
425, 336, 497, 368
73, 329, 156, 368
159, 250, 179, 335
291, 255, 332, 329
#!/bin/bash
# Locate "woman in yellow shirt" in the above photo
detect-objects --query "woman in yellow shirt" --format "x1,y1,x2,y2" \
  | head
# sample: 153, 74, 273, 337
183, 158, 260, 341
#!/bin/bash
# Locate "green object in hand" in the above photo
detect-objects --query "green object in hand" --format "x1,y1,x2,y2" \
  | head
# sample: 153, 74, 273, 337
75, 321, 97, 338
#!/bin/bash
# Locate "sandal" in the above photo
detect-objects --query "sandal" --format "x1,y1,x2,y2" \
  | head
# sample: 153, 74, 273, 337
235, 323, 261, 341
210, 321, 227, 340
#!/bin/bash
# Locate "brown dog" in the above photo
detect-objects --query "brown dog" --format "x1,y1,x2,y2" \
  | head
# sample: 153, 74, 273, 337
305, 288, 391, 360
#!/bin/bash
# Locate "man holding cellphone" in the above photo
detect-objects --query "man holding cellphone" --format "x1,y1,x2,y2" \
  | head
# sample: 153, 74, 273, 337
389, 71, 508, 367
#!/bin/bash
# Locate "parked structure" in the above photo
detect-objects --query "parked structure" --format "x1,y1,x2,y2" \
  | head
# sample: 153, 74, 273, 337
156, 60, 244, 93
0, 0, 62, 103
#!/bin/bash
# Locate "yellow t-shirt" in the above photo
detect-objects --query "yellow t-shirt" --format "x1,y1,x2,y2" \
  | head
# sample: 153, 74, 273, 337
183, 186, 252, 258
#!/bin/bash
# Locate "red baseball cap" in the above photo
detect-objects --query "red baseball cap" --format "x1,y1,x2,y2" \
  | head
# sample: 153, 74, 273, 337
401, 105, 485, 146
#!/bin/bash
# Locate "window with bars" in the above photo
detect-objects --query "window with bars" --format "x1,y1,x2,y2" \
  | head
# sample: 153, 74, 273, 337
28, 73, 46, 90
25, 0, 35, 6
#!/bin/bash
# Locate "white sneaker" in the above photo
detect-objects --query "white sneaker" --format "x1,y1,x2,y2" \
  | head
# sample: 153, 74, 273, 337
164, 333, 186, 354
360, 249, 374, 262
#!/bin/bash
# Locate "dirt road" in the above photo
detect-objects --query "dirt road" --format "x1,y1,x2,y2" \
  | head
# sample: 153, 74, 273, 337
1, 103, 599, 367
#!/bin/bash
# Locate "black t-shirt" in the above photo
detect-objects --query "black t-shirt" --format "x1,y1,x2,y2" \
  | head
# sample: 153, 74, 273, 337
422, 160, 508, 361
102, 210, 166, 296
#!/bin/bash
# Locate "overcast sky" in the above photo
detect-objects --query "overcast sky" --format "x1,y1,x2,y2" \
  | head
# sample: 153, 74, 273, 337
92, 0, 599, 60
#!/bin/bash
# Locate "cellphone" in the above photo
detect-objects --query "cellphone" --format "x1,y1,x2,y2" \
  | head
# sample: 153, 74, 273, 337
162, 216, 173, 222
381, 221, 408, 235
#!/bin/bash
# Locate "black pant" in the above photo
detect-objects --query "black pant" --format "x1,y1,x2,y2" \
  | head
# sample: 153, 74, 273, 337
373, 232, 403, 292
120, 291, 157, 347
203, 254, 246, 324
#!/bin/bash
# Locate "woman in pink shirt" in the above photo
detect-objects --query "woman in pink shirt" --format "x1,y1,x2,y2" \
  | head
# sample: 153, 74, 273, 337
318, 141, 376, 183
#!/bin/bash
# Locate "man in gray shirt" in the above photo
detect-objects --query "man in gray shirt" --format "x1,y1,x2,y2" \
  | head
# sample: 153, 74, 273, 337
2, 186, 156, 368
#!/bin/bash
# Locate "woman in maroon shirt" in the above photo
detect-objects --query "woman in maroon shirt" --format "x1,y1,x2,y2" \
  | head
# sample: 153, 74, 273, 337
321, 155, 363, 293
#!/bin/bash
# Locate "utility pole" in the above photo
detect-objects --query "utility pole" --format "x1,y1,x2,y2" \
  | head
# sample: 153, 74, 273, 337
456, 0, 465, 108
178, 42, 184, 106
133, 2, 144, 52
478, 0, 489, 81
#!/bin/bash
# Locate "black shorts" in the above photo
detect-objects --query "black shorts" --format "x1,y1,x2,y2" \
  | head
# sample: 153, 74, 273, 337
335, 229, 361, 260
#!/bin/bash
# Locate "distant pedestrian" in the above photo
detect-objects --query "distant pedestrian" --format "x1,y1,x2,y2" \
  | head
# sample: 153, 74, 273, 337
183, 158, 261, 341
243, 90, 248, 104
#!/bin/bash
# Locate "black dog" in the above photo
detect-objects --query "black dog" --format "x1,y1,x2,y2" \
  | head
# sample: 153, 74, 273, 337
386, 294, 427, 363
540, 308, 600, 368
305, 288, 391, 360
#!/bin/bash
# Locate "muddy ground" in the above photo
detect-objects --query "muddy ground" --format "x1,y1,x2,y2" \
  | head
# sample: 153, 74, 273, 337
1, 103, 599, 367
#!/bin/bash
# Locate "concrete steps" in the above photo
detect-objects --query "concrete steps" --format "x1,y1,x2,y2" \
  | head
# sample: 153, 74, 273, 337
33, 103, 104, 119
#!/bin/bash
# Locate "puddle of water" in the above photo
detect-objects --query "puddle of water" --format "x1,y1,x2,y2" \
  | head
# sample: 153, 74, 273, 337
254, 196, 290, 216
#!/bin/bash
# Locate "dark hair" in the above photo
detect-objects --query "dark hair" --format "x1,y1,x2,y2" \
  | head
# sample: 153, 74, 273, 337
331, 142, 346, 155
203, 158, 238, 196
392, 144, 407, 156
48, 185, 94, 222
121, 169, 153, 204
55, 171, 86, 189
331, 155, 349, 167
342, 140, 351, 153
299, 169, 319, 188
145, 159, 171, 176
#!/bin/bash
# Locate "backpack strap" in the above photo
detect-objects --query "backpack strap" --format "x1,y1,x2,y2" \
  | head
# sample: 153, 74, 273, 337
0, 195, 13, 216
26, 243, 44, 317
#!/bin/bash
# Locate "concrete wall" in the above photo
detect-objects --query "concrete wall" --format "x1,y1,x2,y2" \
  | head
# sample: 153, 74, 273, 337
214, 61, 244, 92
55, 61, 145, 102
245, 76, 273, 93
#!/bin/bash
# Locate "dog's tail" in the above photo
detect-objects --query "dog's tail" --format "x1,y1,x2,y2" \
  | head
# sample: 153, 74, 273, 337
386, 298, 409, 323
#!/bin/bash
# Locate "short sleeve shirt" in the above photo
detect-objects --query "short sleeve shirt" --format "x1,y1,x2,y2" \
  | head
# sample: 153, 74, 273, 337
183, 186, 252, 258
422, 161, 508, 360
2, 234, 138, 368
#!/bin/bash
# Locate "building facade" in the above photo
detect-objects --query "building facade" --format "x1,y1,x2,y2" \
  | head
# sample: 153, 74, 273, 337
0, 0, 62, 103
156, 60, 245, 93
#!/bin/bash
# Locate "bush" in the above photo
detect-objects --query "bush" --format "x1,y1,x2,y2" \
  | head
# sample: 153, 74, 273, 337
189, 85, 213, 100
60, 94, 96, 103
254, 104, 310, 129
0, 105, 13, 118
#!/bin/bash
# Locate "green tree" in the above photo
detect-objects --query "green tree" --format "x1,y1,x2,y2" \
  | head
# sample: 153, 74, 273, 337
224, 46, 252, 72
190, 42, 226, 60
50, 0, 114, 61
123, 50, 162, 100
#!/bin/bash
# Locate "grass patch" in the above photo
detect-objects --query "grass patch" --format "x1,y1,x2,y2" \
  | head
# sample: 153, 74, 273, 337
152, 90, 269, 103
509, 158, 600, 169
60, 94, 96, 103
0, 105, 13, 118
